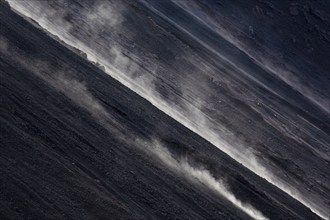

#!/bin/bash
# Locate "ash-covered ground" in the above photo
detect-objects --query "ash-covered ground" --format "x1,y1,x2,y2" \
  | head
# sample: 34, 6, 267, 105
1, 1, 329, 219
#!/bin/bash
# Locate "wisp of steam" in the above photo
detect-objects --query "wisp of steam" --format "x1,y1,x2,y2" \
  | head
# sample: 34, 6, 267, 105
30, 71, 270, 220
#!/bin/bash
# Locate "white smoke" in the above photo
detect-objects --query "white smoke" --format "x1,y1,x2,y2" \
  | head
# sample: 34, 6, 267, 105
44, 73, 269, 220
137, 139, 268, 220
45, 74, 116, 126
85, 0, 123, 27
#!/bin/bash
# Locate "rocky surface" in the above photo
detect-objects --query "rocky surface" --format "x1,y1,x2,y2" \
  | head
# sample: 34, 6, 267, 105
1, 1, 329, 219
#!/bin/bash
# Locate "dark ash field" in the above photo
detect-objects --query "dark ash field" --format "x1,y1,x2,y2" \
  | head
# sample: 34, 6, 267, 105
1, 1, 329, 219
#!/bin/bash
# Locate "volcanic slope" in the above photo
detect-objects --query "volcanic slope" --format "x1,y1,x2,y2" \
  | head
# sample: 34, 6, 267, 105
0, 2, 327, 220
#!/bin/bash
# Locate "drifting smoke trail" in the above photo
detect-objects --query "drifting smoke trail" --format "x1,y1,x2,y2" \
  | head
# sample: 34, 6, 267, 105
6, 2, 328, 219
8, 54, 269, 219
50, 77, 270, 220
32, 74, 270, 220
137, 139, 269, 220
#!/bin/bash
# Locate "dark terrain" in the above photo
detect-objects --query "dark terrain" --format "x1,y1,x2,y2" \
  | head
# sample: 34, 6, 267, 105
1, 1, 329, 219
